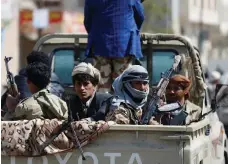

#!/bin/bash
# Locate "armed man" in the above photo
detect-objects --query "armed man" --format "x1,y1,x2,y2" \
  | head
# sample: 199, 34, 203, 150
6, 51, 64, 103
153, 75, 202, 125
3, 51, 65, 118
104, 65, 152, 124
3, 62, 68, 121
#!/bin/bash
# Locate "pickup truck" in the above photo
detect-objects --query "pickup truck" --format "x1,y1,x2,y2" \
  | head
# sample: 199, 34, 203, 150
1, 33, 227, 164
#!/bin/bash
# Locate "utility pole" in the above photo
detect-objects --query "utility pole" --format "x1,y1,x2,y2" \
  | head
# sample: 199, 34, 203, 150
166, 0, 169, 33
198, 0, 204, 53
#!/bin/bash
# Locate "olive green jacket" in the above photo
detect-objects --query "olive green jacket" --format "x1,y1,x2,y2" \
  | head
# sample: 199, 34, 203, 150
4, 89, 68, 121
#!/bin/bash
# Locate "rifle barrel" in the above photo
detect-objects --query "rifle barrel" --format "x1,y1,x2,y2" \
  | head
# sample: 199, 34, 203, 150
141, 55, 182, 124
4, 56, 10, 73
67, 96, 86, 160
4, 56, 18, 97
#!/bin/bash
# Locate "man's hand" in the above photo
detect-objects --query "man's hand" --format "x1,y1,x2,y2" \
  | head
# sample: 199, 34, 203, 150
148, 116, 160, 125
159, 98, 166, 107
6, 93, 20, 111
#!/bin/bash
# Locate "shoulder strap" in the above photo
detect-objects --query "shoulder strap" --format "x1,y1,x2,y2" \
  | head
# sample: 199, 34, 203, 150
33, 91, 52, 118
33, 91, 65, 119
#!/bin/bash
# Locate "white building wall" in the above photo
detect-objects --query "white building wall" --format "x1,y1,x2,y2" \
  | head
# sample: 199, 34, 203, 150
1, 19, 20, 93
171, 0, 181, 34
188, 0, 219, 25
219, 0, 228, 35
1, 0, 20, 93
178, 0, 228, 69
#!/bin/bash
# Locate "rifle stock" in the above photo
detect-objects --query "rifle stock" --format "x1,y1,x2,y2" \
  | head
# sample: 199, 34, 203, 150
4, 56, 19, 97
140, 55, 181, 124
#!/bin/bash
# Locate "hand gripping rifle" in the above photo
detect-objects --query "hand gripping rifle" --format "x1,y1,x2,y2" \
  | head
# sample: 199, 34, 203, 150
140, 55, 182, 125
4, 56, 19, 97
40, 95, 86, 160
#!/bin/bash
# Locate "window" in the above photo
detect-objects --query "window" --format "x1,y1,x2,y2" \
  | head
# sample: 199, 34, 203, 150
52, 49, 93, 86
151, 51, 177, 85
51, 48, 179, 87
52, 49, 75, 85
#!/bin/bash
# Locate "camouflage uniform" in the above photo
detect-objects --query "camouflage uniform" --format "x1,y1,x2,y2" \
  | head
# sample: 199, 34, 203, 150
104, 65, 150, 124
105, 103, 142, 125
93, 56, 133, 92
185, 100, 201, 124
3, 89, 68, 121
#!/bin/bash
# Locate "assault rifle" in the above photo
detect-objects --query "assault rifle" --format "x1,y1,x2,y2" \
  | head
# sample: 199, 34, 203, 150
4, 56, 18, 97
40, 95, 86, 160
140, 55, 182, 125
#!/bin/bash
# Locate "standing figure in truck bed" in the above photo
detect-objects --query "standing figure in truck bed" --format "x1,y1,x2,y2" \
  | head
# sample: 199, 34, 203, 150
84, 0, 144, 92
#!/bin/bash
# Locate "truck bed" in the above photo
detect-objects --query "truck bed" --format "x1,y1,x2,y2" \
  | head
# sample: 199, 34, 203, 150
2, 119, 210, 164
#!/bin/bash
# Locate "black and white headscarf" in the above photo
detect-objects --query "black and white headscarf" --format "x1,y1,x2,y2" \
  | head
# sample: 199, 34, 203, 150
111, 65, 149, 110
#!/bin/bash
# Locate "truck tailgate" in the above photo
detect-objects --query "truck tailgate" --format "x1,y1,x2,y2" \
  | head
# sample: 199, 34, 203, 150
2, 120, 210, 164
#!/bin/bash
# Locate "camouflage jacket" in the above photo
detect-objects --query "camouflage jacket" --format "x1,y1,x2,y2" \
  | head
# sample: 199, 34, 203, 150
105, 102, 142, 125
185, 100, 201, 124
3, 89, 68, 121
105, 100, 201, 125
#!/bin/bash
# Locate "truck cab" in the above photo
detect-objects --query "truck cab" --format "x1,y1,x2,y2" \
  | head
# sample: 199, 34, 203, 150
1, 33, 227, 164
